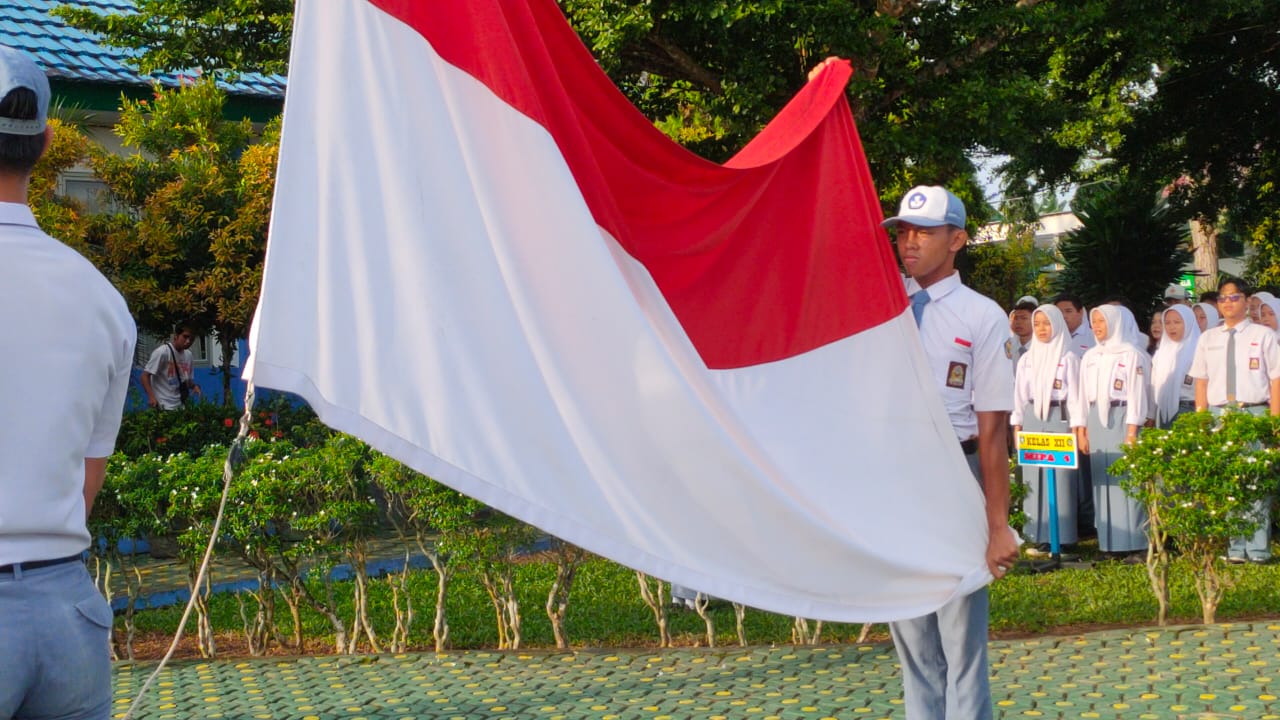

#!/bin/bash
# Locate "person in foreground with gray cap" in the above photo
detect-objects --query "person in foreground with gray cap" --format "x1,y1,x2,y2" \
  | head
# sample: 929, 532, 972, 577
884, 185, 1017, 720
0, 45, 136, 719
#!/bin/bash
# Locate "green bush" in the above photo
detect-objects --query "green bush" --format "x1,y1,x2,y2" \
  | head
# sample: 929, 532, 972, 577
1114, 410, 1280, 623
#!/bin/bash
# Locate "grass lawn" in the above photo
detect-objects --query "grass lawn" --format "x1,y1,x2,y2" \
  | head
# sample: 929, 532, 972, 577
116, 547, 1280, 658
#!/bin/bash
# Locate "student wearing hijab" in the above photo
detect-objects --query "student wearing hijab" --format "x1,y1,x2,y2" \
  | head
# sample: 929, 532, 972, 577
1193, 302, 1221, 332
1259, 296, 1280, 335
1151, 304, 1201, 428
1248, 291, 1275, 324
1011, 305, 1086, 552
1190, 278, 1280, 563
1079, 304, 1151, 560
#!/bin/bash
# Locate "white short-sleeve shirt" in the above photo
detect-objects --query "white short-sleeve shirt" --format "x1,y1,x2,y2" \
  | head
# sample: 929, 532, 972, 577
0, 202, 136, 565
905, 272, 1014, 440
1189, 319, 1280, 406
1011, 351, 1086, 428
1067, 326, 1096, 357
1080, 347, 1151, 427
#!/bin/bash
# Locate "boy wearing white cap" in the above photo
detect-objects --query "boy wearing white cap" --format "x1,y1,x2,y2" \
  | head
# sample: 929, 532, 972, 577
0, 45, 136, 718
884, 185, 1016, 720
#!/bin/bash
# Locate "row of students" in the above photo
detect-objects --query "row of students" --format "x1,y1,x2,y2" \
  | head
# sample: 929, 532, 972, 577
1010, 279, 1280, 563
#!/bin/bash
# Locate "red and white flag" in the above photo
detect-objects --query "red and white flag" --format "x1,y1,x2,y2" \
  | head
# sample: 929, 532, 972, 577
247, 0, 992, 621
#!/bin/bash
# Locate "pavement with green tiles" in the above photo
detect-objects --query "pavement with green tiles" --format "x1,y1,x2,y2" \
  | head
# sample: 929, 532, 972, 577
112, 622, 1280, 719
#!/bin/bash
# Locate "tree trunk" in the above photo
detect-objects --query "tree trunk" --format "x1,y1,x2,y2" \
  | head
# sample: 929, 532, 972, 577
733, 603, 747, 647
635, 572, 671, 648
1190, 219, 1219, 292
217, 330, 237, 406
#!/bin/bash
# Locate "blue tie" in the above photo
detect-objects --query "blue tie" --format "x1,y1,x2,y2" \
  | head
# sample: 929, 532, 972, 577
910, 291, 930, 327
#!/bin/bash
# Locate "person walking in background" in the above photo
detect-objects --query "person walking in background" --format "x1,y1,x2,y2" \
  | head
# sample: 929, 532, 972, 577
1191, 278, 1280, 564
1079, 305, 1150, 562
140, 323, 201, 410
1150, 304, 1201, 428
0, 44, 136, 720
1011, 305, 1085, 555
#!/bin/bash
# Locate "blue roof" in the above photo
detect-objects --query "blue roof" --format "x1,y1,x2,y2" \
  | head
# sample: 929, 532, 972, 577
0, 0, 285, 100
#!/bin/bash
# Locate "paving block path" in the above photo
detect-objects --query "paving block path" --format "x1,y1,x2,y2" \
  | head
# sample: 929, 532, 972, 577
111, 623, 1280, 719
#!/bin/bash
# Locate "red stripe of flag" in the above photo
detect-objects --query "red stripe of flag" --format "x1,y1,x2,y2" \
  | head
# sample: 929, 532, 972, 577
366, 0, 904, 368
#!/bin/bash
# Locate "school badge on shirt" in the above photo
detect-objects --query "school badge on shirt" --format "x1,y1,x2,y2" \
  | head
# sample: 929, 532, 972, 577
1053, 379, 1063, 390
1251, 358, 1261, 370
1113, 378, 1125, 391
947, 361, 968, 389
1003, 339, 1013, 359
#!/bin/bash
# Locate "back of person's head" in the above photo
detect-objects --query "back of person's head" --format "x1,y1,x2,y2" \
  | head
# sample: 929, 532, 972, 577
0, 46, 49, 176
1200, 290, 1219, 303
1052, 293, 1083, 311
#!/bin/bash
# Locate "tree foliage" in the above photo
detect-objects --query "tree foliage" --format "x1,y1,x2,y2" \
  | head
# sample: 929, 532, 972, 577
85, 81, 280, 401
52, 0, 293, 77
1052, 178, 1191, 322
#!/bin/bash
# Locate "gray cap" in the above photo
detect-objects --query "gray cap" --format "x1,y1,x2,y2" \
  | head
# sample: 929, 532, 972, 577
882, 185, 967, 229
0, 45, 49, 136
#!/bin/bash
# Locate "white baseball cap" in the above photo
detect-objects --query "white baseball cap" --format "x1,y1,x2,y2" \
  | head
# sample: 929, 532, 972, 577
0, 45, 49, 136
1164, 284, 1188, 300
882, 185, 967, 228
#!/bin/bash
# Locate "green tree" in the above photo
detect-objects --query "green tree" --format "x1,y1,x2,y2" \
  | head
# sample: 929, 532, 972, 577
962, 232, 1054, 311
86, 81, 280, 403
1052, 178, 1191, 323
53, 0, 293, 76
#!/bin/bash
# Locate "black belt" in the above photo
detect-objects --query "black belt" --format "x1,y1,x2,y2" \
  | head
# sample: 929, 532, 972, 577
0, 554, 81, 575
1109, 400, 1127, 407
960, 438, 978, 455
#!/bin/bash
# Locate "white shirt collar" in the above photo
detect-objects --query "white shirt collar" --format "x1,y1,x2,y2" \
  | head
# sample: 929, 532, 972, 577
905, 270, 962, 301
0, 201, 38, 229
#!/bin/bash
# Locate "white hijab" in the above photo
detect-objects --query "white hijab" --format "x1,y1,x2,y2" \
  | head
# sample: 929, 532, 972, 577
1263, 297, 1280, 337
1194, 302, 1221, 330
1027, 304, 1069, 421
1151, 304, 1200, 425
1090, 305, 1146, 428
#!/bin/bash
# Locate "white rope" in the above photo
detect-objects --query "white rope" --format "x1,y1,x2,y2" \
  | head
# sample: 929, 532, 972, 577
120, 385, 256, 720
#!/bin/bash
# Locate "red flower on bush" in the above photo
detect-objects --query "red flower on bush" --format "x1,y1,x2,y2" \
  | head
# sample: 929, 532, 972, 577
156, 437, 167, 444
224, 418, 234, 427
273, 431, 283, 438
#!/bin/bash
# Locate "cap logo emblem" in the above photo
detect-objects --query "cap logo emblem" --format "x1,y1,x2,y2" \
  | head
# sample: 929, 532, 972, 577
907, 192, 927, 210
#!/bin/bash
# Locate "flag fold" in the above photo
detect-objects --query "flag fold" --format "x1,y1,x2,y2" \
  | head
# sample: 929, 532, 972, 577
247, 0, 993, 622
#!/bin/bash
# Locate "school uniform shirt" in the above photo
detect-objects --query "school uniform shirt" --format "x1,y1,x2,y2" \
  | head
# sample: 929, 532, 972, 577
1012, 351, 1086, 428
1080, 348, 1150, 428
1011, 336, 1032, 365
905, 271, 1014, 441
1067, 325, 1096, 357
1189, 319, 1280, 407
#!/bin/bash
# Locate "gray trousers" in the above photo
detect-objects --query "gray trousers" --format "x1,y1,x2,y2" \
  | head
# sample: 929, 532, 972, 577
889, 451, 992, 720
1212, 404, 1273, 560
0, 559, 112, 720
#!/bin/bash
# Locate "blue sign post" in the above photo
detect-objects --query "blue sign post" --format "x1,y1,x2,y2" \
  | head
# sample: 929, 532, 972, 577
1016, 431, 1079, 566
